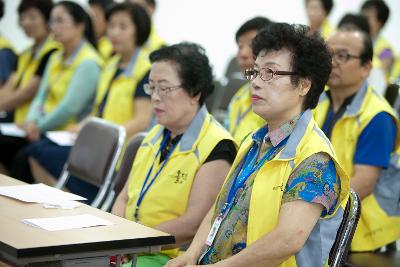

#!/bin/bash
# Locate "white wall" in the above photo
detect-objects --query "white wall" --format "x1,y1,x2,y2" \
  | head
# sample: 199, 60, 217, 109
1, 0, 399, 79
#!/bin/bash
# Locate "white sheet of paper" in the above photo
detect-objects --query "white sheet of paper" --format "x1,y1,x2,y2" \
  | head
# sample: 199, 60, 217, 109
46, 131, 76, 146
42, 200, 83, 209
0, 123, 27, 138
22, 214, 114, 231
0, 183, 86, 205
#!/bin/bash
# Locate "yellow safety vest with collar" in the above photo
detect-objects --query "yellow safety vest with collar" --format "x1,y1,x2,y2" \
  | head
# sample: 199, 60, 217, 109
125, 105, 236, 257
43, 41, 102, 130
13, 36, 60, 123
313, 84, 400, 251
219, 110, 349, 267
0, 35, 15, 52
98, 36, 113, 60
93, 49, 150, 124
226, 84, 266, 143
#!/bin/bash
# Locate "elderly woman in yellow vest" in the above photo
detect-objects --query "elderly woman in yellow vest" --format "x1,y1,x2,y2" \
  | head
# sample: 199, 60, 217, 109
0, 0, 59, 124
305, 0, 334, 40
22, 0, 102, 139
111, 42, 237, 267
27, 2, 153, 202
0, 0, 17, 87
225, 17, 270, 143
0, 1, 102, 180
167, 23, 349, 267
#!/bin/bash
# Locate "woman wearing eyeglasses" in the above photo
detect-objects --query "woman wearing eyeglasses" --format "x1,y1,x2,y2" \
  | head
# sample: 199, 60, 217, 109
26, 2, 153, 202
167, 23, 349, 267
111, 42, 237, 267
0, 0, 59, 124
0, 1, 102, 179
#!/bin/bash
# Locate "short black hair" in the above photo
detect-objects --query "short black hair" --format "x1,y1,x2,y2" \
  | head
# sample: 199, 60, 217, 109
306, 0, 334, 15
89, 0, 114, 13
18, 0, 54, 22
338, 13, 370, 35
106, 2, 151, 46
0, 0, 4, 20
149, 42, 214, 105
359, 32, 373, 65
252, 23, 332, 110
361, 0, 390, 27
56, 1, 97, 48
235, 16, 271, 43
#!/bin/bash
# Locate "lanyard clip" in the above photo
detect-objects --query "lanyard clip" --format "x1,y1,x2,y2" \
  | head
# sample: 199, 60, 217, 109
134, 206, 139, 221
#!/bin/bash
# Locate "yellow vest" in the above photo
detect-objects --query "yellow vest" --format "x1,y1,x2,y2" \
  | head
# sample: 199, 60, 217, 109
372, 35, 394, 79
126, 106, 236, 257
13, 36, 60, 123
320, 19, 334, 40
226, 84, 266, 143
43, 41, 102, 130
93, 50, 150, 124
98, 36, 113, 60
143, 26, 166, 53
313, 84, 400, 251
390, 55, 400, 84
219, 110, 349, 267
0, 35, 15, 52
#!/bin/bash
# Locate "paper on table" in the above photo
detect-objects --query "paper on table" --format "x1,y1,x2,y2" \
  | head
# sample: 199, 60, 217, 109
42, 200, 83, 209
22, 214, 114, 231
0, 183, 86, 207
0, 123, 26, 138
46, 131, 76, 146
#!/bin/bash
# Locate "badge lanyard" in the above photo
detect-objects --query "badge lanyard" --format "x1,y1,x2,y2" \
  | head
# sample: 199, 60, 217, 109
134, 130, 177, 221
204, 136, 288, 247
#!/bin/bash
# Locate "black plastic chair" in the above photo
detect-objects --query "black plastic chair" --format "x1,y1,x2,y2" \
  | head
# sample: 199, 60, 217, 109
329, 189, 362, 267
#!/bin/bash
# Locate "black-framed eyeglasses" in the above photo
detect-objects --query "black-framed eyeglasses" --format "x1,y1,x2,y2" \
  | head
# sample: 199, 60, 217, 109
243, 68, 298, 82
143, 83, 182, 96
331, 50, 361, 64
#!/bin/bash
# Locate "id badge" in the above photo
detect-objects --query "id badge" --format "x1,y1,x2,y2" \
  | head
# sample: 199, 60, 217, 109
205, 216, 223, 246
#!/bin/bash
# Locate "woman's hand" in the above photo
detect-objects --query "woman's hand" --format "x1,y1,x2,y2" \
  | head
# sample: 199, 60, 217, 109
66, 124, 81, 133
23, 122, 40, 142
164, 253, 198, 267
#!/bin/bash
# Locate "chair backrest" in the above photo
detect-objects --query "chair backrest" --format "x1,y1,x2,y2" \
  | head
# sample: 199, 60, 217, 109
328, 189, 361, 267
385, 83, 400, 107
55, 117, 126, 208
100, 131, 146, 211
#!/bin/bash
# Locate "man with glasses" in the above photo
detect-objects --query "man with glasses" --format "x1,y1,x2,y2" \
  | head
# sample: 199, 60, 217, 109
314, 28, 400, 252
224, 17, 271, 143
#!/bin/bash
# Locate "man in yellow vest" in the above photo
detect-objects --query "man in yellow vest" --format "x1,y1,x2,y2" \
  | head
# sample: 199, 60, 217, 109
361, 0, 394, 81
314, 28, 400, 252
225, 17, 271, 143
